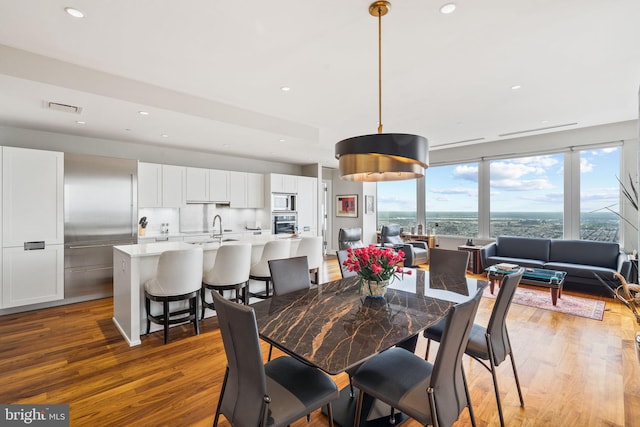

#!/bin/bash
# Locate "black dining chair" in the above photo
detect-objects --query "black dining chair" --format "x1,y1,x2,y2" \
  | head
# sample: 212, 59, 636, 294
212, 291, 339, 427
423, 269, 525, 427
336, 250, 357, 278
351, 284, 486, 427
428, 248, 470, 292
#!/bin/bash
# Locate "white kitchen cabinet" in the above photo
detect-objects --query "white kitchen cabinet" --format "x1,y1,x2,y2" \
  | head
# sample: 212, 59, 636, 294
209, 169, 230, 202
229, 172, 264, 208
229, 171, 247, 208
161, 164, 186, 207
138, 162, 162, 207
2, 147, 64, 246
270, 173, 298, 194
1, 146, 64, 308
246, 172, 264, 208
186, 167, 209, 202
2, 245, 64, 308
139, 163, 185, 208
297, 176, 317, 236
186, 167, 230, 203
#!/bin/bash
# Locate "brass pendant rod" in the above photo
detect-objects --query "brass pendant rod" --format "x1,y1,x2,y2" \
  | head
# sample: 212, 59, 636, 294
377, 6, 383, 134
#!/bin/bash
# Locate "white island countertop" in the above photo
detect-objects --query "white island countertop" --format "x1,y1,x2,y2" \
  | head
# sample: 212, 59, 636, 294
112, 235, 301, 346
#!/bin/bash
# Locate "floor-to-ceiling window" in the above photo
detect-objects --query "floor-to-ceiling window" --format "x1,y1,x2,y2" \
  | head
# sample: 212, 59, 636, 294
377, 180, 417, 231
488, 154, 565, 238
579, 147, 621, 242
425, 163, 478, 237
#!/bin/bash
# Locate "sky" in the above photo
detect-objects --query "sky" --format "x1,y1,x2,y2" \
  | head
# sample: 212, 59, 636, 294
378, 147, 621, 213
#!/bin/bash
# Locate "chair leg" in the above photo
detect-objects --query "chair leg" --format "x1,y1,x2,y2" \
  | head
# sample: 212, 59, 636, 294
145, 294, 151, 335
348, 375, 355, 398
326, 402, 334, 427
486, 334, 505, 427
425, 338, 432, 360
192, 295, 199, 336
201, 287, 207, 319
462, 364, 477, 427
506, 330, 525, 407
163, 300, 170, 344
265, 279, 271, 298
213, 367, 229, 427
354, 388, 364, 427
267, 345, 273, 361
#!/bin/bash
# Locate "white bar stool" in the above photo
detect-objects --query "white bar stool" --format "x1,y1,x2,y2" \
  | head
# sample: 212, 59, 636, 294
296, 236, 323, 284
201, 243, 252, 318
249, 239, 291, 299
144, 247, 203, 344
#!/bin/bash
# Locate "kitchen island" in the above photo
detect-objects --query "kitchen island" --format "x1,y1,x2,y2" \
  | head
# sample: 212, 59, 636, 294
113, 236, 299, 346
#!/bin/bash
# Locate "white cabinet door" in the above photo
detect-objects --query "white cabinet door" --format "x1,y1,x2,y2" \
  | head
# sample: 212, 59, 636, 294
186, 167, 209, 202
162, 165, 186, 207
1, 244, 64, 308
209, 169, 230, 202
297, 176, 317, 234
246, 173, 264, 208
229, 171, 247, 208
138, 162, 162, 208
283, 175, 298, 193
2, 147, 64, 247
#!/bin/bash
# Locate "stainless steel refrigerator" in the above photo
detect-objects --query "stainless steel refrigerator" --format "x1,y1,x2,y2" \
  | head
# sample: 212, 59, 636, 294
64, 153, 137, 301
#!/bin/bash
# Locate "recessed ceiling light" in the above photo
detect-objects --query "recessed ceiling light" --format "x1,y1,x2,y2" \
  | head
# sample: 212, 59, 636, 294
541, 120, 549, 124
75, 120, 86, 125
161, 134, 169, 138
222, 144, 230, 148
279, 139, 286, 142
64, 7, 85, 18
440, 3, 456, 14
138, 111, 149, 116
511, 84, 522, 90
280, 86, 291, 92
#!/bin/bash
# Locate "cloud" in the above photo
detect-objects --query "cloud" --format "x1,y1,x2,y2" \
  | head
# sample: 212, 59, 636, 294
429, 187, 477, 197
580, 157, 594, 173
490, 178, 555, 191
452, 164, 478, 182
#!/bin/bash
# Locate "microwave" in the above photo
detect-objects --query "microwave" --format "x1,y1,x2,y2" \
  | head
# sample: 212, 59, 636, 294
272, 193, 296, 211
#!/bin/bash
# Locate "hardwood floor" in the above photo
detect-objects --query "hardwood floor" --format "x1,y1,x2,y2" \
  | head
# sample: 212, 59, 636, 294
1, 257, 639, 426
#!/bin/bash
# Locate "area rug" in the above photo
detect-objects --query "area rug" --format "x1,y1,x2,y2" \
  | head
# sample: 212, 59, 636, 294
482, 286, 606, 320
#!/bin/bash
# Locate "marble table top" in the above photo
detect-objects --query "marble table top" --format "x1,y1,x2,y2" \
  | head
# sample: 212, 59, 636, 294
253, 269, 485, 375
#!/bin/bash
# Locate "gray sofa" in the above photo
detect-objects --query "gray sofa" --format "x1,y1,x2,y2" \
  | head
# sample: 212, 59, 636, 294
480, 236, 631, 291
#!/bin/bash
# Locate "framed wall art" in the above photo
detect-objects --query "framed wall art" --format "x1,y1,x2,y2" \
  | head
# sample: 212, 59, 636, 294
336, 194, 358, 217
365, 195, 375, 214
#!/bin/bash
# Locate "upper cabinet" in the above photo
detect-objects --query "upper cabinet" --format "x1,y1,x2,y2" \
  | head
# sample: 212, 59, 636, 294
138, 162, 185, 208
230, 171, 264, 208
186, 167, 230, 203
270, 173, 298, 194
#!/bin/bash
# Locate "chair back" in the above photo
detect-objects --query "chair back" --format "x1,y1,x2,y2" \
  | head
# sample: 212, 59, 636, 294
212, 291, 268, 426
380, 224, 404, 245
486, 269, 524, 364
148, 248, 203, 296
269, 256, 312, 296
251, 239, 292, 277
428, 248, 470, 295
204, 243, 251, 286
429, 284, 485, 427
336, 250, 357, 278
296, 236, 323, 270
338, 227, 363, 250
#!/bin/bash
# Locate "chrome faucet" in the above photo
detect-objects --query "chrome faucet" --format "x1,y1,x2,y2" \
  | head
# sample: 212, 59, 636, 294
212, 214, 223, 243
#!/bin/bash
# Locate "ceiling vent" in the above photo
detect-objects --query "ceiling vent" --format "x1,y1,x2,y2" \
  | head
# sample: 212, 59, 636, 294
499, 122, 577, 137
45, 101, 83, 114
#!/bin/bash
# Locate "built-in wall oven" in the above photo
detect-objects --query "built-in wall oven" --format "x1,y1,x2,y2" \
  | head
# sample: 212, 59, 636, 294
273, 213, 297, 235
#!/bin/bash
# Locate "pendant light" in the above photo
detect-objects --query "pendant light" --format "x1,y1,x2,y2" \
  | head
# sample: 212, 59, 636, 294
335, 1, 428, 182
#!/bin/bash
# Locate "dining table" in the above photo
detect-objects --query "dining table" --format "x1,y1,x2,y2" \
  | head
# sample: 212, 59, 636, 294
252, 268, 487, 426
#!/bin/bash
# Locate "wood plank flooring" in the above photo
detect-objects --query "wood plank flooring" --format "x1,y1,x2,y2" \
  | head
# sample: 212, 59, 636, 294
1, 257, 638, 426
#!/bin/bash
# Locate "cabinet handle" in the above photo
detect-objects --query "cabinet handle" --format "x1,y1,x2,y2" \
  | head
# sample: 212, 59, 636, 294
24, 241, 45, 250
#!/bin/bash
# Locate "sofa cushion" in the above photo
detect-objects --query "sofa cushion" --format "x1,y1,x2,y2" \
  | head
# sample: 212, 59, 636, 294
496, 236, 550, 262
543, 261, 616, 279
549, 239, 619, 270
487, 256, 546, 269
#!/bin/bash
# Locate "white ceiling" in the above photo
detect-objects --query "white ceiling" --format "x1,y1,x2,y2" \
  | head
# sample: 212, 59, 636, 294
0, 0, 639, 167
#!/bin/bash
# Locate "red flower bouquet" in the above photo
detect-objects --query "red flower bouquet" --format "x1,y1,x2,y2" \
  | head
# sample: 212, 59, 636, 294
343, 244, 411, 296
